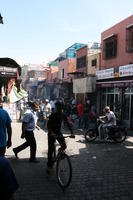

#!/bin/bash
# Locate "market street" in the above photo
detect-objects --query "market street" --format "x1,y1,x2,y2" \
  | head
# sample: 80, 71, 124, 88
5, 122, 133, 200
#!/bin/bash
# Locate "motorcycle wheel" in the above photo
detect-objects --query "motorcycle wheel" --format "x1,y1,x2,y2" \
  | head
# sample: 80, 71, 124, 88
113, 129, 127, 143
85, 129, 97, 142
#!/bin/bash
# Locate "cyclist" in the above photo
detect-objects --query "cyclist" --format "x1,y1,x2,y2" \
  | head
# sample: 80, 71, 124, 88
47, 101, 74, 171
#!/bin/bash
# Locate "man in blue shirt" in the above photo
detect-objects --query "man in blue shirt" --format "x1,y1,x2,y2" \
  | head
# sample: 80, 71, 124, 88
13, 101, 40, 163
0, 156, 19, 200
0, 103, 12, 156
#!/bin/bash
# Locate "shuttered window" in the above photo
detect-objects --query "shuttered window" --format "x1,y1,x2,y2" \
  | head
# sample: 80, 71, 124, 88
103, 35, 117, 59
126, 25, 133, 52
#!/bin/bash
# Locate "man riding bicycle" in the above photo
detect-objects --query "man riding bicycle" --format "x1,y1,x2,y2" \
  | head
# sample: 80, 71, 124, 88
47, 101, 74, 171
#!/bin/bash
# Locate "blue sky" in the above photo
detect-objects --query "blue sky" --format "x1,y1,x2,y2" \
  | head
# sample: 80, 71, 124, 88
0, 0, 133, 65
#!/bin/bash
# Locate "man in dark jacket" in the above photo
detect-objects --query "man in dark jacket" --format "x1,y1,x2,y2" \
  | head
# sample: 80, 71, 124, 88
47, 101, 74, 170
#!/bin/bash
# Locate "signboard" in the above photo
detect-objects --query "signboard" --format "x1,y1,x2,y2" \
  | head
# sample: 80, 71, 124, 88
96, 68, 114, 80
0, 66, 17, 77
97, 80, 133, 88
119, 64, 133, 77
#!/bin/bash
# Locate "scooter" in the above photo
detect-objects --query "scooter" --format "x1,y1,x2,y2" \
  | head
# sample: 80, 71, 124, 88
84, 118, 127, 143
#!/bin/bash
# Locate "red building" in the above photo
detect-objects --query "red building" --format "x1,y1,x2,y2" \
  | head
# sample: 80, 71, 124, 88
96, 15, 133, 128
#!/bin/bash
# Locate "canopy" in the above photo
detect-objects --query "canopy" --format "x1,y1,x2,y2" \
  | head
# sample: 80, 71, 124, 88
73, 77, 96, 93
9, 85, 28, 103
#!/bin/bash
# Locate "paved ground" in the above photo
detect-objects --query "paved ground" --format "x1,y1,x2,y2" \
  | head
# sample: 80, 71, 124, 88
6, 122, 133, 200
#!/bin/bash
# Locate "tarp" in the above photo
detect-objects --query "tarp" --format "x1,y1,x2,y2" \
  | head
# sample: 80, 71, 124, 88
9, 85, 28, 103
73, 77, 96, 93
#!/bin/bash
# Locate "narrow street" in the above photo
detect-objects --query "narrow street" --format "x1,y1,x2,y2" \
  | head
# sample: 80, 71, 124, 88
6, 122, 133, 200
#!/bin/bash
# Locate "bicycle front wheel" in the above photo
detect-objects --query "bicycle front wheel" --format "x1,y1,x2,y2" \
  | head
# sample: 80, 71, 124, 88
56, 153, 72, 189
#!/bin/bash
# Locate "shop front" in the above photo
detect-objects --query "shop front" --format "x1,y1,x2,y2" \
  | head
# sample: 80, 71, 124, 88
96, 64, 133, 128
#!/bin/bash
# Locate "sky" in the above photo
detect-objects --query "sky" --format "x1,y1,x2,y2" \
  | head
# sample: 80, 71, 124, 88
0, 0, 133, 66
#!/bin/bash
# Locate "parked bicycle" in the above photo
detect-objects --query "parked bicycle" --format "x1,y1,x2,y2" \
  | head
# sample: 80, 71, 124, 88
52, 135, 75, 190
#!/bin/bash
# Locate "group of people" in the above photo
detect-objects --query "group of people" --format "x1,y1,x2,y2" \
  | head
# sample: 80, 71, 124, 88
0, 94, 116, 199
62, 98, 96, 131
0, 99, 74, 199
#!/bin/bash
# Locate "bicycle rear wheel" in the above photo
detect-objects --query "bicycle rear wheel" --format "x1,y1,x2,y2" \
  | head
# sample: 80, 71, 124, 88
56, 153, 72, 189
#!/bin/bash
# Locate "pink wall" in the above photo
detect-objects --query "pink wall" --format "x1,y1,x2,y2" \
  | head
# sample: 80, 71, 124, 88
76, 45, 88, 73
46, 66, 58, 83
101, 15, 133, 69
58, 58, 76, 80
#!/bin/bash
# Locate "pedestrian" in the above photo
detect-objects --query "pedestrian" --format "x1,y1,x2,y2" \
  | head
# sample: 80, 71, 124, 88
0, 156, 19, 200
13, 101, 40, 163
43, 99, 52, 128
50, 99, 55, 112
83, 101, 90, 130
77, 101, 84, 131
0, 102, 12, 156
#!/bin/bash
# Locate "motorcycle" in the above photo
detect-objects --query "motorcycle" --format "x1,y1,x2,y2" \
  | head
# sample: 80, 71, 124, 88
85, 118, 127, 143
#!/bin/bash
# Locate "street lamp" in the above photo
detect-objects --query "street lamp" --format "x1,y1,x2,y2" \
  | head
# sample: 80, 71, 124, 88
0, 13, 3, 24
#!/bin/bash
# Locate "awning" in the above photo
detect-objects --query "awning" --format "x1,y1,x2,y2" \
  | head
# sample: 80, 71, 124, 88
73, 77, 96, 93
0, 57, 21, 76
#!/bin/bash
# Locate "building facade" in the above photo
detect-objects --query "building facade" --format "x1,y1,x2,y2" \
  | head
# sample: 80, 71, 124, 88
97, 15, 133, 128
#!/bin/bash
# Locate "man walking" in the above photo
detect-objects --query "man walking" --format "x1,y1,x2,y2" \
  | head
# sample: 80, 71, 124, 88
13, 101, 40, 163
0, 102, 12, 156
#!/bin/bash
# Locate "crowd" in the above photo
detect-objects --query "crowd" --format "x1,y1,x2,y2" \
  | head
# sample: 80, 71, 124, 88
0, 95, 117, 199
0, 98, 75, 199
34, 97, 97, 131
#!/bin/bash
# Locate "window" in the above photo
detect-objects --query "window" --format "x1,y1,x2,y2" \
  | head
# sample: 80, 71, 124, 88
77, 56, 87, 69
91, 59, 97, 67
103, 35, 117, 59
126, 25, 133, 52
61, 68, 64, 79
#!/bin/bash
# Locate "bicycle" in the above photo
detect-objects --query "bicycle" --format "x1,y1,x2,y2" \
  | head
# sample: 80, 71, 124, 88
52, 134, 75, 190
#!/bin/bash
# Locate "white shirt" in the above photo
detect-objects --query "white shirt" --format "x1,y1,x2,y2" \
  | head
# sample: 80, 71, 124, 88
50, 100, 55, 109
23, 109, 38, 131
44, 103, 51, 114
106, 111, 116, 126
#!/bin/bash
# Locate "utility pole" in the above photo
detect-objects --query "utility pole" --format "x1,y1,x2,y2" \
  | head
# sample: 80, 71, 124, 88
0, 13, 3, 24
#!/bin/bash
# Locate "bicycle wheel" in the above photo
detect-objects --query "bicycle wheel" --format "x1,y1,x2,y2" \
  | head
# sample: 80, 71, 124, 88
56, 153, 72, 189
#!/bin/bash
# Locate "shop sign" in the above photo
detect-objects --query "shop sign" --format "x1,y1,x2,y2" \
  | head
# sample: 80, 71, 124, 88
97, 81, 133, 88
0, 66, 17, 77
119, 64, 133, 77
96, 68, 114, 80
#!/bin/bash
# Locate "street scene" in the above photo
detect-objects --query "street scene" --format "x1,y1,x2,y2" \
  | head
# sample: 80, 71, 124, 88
1, 1, 133, 200
6, 123, 133, 200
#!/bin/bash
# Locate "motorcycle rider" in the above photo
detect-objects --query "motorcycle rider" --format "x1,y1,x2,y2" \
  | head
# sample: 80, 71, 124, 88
100, 106, 116, 138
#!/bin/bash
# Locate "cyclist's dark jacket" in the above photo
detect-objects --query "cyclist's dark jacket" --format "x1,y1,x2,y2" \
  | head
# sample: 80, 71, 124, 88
47, 111, 67, 134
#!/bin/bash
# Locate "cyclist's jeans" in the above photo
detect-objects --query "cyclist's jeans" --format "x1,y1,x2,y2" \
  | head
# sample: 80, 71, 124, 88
47, 132, 66, 167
